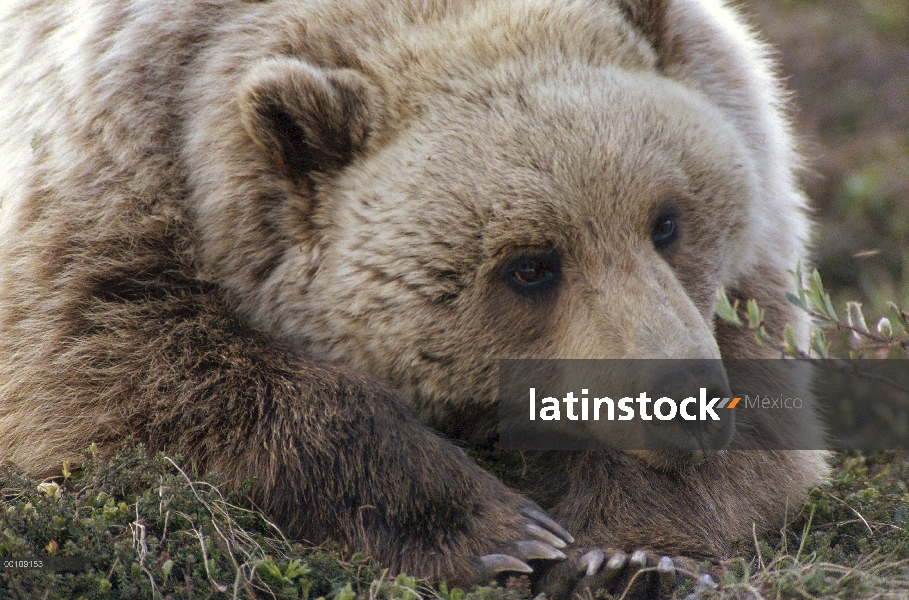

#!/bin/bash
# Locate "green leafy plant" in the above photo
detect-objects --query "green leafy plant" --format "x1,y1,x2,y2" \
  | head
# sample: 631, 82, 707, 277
716, 263, 909, 363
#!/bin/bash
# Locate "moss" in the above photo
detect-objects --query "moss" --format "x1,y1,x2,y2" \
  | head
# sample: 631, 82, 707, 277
3, 446, 909, 599
0, 445, 376, 599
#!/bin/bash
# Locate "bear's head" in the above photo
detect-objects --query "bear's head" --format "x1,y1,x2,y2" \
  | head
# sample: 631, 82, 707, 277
183, 0, 810, 463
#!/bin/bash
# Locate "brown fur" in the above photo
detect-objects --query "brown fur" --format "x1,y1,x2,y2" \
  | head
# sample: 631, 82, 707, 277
0, 0, 827, 593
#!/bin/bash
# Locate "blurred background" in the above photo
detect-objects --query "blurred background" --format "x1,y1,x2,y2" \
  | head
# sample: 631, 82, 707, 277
742, 0, 909, 319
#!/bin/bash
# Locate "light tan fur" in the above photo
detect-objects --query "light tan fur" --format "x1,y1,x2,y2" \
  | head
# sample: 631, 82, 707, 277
0, 0, 827, 594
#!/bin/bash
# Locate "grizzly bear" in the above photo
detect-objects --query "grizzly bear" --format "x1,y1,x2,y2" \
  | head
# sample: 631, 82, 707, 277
0, 0, 827, 596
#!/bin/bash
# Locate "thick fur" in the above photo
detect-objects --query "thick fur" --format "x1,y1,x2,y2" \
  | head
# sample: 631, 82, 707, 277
0, 0, 827, 590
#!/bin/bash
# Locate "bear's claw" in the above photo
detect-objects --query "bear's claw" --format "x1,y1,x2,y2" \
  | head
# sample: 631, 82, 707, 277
604, 550, 627, 575
479, 554, 533, 574
520, 506, 575, 544
513, 540, 567, 561
524, 522, 568, 548
478, 538, 568, 578
475, 506, 572, 581
578, 549, 604, 576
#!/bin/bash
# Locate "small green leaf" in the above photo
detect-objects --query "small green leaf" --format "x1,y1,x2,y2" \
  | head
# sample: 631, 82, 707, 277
811, 269, 827, 297
754, 326, 771, 347
256, 558, 283, 581
810, 329, 829, 358
786, 291, 807, 310
789, 262, 807, 305
783, 324, 800, 356
823, 296, 838, 321
889, 302, 909, 333
37, 482, 61, 498
285, 559, 310, 579
335, 582, 356, 600
715, 288, 742, 325
805, 269, 837, 321
746, 299, 763, 329
161, 559, 173, 579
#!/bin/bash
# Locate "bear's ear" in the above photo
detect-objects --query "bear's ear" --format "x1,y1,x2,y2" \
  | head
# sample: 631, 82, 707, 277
239, 59, 377, 183
616, 0, 669, 62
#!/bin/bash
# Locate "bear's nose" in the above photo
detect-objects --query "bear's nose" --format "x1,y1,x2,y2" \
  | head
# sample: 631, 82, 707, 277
649, 360, 731, 402
644, 360, 735, 451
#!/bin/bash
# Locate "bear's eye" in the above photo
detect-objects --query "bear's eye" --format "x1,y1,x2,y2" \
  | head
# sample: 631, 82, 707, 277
651, 209, 680, 251
504, 250, 561, 299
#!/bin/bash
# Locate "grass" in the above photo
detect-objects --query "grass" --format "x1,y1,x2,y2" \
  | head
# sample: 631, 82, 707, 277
2, 446, 909, 599
0, 444, 368, 599
711, 452, 909, 599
